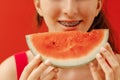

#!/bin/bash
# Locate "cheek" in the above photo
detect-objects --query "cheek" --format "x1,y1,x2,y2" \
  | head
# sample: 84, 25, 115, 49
82, 7, 96, 19
81, 8, 97, 28
79, 1, 98, 19
42, 4, 61, 19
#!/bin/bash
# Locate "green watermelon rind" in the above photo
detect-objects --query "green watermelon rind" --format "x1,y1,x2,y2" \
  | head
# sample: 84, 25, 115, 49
26, 29, 109, 68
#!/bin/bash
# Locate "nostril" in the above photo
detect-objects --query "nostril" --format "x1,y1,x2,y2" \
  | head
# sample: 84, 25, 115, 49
63, 8, 78, 17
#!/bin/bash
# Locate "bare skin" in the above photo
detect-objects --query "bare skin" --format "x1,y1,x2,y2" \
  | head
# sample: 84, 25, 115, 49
0, 0, 120, 80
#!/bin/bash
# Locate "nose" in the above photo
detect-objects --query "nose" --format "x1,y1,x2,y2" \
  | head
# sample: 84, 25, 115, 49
63, 0, 78, 18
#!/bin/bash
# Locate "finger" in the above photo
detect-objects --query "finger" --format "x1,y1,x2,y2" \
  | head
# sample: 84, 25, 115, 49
96, 53, 114, 80
19, 55, 41, 80
104, 43, 117, 59
101, 47, 119, 70
28, 60, 51, 80
42, 69, 58, 80
41, 66, 55, 79
105, 43, 115, 55
89, 62, 102, 80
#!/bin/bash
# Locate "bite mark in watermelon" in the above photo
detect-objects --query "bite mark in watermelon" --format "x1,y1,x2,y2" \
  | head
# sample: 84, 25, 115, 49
26, 29, 109, 68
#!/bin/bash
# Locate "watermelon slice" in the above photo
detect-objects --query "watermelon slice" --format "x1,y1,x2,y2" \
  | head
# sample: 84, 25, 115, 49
26, 29, 109, 68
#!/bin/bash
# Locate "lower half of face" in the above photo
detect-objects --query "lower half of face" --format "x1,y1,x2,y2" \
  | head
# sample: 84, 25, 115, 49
43, 4, 97, 32
41, 0, 98, 32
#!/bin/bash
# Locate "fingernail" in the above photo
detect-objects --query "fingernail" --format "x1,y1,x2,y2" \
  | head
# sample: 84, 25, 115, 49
44, 59, 51, 65
35, 54, 41, 59
89, 62, 97, 71
89, 62, 94, 67
54, 68, 58, 72
101, 47, 106, 52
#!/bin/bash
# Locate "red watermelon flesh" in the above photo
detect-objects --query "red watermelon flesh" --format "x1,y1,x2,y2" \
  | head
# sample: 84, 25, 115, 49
26, 29, 109, 67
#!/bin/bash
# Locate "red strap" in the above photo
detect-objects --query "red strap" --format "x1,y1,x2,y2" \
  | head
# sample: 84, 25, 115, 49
14, 52, 28, 80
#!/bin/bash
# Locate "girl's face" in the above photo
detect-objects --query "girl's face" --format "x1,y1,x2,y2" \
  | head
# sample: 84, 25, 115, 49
35, 0, 102, 32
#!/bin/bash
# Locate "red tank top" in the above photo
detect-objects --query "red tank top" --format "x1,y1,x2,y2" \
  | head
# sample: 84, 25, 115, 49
14, 52, 28, 80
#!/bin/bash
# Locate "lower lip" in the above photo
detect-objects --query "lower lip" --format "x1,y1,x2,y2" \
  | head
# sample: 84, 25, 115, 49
61, 26, 78, 31
58, 23, 79, 31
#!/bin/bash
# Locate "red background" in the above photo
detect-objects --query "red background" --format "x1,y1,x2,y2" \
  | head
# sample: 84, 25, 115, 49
0, 0, 120, 63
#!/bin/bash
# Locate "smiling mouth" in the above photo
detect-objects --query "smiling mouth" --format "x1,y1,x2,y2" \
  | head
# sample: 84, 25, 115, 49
58, 20, 82, 27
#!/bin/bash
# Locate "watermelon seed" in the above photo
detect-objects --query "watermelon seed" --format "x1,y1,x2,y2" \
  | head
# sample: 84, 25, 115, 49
52, 42, 55, 45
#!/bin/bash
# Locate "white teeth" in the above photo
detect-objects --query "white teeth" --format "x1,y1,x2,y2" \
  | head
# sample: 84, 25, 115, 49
59, 21, 80, 27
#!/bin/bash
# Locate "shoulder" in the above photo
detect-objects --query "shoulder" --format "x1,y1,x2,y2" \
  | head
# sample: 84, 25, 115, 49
0, 51, 34, 80
0, 55, 17, 80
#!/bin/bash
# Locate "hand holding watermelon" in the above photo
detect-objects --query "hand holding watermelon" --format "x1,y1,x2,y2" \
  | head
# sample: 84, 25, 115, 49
89, 43, 120, 80
20, 55, 58, 80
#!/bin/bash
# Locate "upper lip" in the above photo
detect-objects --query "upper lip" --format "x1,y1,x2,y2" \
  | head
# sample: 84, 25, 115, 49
58, 20, 82, 27
58, 19, 82, 22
